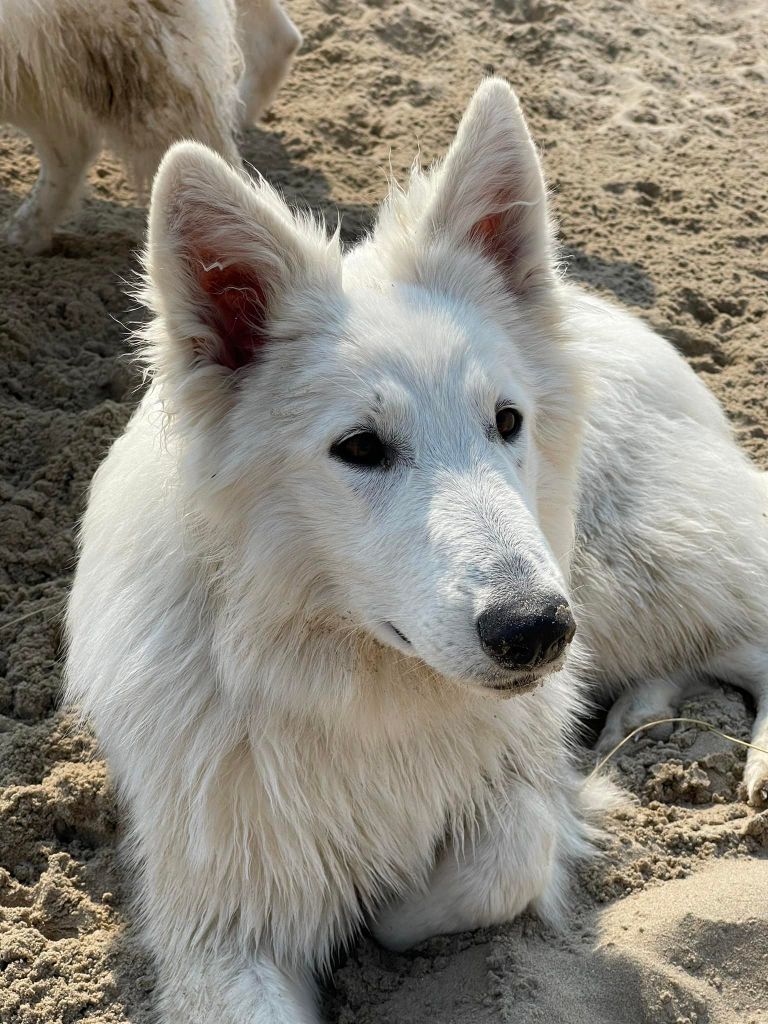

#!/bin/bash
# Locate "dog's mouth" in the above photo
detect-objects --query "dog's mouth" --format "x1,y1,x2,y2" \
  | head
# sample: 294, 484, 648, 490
474, 653, 567, 696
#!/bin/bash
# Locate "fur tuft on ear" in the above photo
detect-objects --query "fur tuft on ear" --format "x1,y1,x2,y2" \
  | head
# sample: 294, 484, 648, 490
371, 78, 556, 299
143, 142, 338, 378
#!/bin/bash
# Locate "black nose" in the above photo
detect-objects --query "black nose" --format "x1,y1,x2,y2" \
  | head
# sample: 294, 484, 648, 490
476, 599, 576, 670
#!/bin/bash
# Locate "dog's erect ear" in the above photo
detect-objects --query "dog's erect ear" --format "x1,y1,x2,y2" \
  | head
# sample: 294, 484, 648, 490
419, 78, 554, 296
145, 142, 336, 373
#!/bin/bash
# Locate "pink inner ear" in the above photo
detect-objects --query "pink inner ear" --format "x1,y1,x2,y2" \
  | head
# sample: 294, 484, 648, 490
472, 212, 504, 244
194, 251, 270, 371
467, 185, 528, 277
470, 211, 518, 274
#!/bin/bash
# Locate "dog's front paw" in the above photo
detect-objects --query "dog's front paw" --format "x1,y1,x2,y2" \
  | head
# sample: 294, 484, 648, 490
743, 753, 768, 808
370, 901, 420, 952
371, 891, 455, 952
596, 696, 675, 757
4, 219, 53, 255
4, 206, 54, 255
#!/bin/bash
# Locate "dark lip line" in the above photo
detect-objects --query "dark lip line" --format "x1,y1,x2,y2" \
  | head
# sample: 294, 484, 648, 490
486, 679, 538, 691
481, 659, 565, 690
388, 623, 411, 645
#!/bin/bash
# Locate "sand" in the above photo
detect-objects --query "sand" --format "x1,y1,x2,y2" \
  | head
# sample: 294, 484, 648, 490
1, 0, 767, 1021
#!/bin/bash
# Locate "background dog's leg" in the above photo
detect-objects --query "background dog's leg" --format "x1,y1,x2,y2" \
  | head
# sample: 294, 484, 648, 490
371, 780, 576, 951
156, 948, 319, 1024
235, 0, 302, 128
704, 643, 768, 807
5, 123, 97, 254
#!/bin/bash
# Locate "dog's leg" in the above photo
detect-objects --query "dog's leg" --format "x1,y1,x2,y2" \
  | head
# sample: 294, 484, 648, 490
703, 642, 768, 807
5, 123, 97, 254
595, 646, 768, 806
235, 0, 301, 128
595, 672, 699, 755
371, 779, 578, 951
156, 947, 319, 1024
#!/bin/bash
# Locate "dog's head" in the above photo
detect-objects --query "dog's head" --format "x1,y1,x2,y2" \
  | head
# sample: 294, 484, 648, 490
142, 79, 586, 696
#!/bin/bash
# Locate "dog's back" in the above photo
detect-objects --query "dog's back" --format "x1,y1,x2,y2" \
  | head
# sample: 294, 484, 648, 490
567, 287, 768, 686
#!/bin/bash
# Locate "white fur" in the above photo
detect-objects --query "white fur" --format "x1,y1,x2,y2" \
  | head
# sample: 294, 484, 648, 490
570, 298, 768, 805
65, 77, 767, 1022
0, 0, 300, 253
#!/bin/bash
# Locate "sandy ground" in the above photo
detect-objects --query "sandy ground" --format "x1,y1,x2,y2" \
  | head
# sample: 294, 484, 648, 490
1, 0, 767, 1021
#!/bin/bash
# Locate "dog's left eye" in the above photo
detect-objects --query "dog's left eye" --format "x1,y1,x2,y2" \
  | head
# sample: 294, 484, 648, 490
331, 431, 388, 468
496, 406, 523, 441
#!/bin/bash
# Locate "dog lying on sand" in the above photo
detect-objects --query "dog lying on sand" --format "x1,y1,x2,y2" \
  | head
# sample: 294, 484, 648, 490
0, 0, 300, 254
66, 77, 768, 1021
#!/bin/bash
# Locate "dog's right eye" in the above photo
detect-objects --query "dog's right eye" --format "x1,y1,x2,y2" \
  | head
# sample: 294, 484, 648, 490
331, 432, 388, 469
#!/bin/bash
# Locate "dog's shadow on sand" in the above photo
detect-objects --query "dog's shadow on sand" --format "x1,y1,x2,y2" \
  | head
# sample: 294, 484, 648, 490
242, 124, 376, 244
560, 245, 657, 309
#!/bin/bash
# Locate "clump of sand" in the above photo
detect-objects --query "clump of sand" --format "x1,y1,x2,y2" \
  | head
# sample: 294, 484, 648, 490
1, 1, 766, 1021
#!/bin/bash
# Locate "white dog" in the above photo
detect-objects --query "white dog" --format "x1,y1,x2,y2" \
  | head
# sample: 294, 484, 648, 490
0, 0, 300, 254
65, 78, 768, 1022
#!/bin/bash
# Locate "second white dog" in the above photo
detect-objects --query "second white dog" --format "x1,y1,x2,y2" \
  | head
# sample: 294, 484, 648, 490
0, 0, 300, 253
